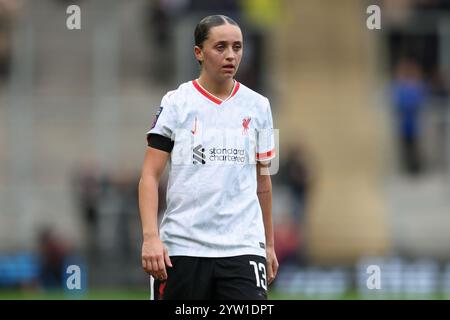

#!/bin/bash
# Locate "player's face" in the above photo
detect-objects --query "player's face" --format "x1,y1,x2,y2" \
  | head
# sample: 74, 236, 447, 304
195, 24, 243, 82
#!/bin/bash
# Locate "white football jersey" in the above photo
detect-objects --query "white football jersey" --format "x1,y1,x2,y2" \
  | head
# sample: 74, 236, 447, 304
147, 79, 275, 258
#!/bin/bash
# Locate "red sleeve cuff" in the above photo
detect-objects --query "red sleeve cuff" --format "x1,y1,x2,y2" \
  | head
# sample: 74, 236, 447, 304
256, 149, 276, 161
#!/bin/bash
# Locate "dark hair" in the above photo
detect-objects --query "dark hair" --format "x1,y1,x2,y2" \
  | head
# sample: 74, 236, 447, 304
194, 15, 239, 49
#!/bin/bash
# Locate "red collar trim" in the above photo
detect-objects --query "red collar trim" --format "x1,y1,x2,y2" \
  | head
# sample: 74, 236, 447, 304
230, 81, 240, 99
192, 80, 240, 105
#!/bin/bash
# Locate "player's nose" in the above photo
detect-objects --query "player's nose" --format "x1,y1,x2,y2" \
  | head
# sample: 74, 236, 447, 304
225, 47, 236, 61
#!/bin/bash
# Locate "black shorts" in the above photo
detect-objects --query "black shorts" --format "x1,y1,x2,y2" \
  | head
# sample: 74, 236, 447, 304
151, 255, 268, 300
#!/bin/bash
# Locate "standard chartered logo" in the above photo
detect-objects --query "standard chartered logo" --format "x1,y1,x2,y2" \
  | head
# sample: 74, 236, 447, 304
193, 144, 206, 164
192, 145, 247, 164
209, 147, 246, 163
173, 127, 280, 174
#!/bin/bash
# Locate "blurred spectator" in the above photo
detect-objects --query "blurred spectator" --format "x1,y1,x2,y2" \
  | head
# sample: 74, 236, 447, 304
273, 144, 313, 267
283, 145, 313, 225
73, 163, 102, 235
38, 227, 73, 289
145, 0, 189, 83
391, 58, 428, 175
72, 162, 102, 257
0, 0, 21, 82
429, 67, 449, 99
115, 172, 141, 258
146, 0, 172, 82
429, 67, 450, 171
274, 215, 301, 267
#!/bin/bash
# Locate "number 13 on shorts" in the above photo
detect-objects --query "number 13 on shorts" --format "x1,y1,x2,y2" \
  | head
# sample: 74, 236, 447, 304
249, 260, 267, 290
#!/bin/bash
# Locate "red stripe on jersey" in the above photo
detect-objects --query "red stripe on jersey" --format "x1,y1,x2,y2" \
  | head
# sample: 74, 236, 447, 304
256, 149, 275, 160
192, 80, 222, 104
230, 81, 240, 98
192, 79, 240, 105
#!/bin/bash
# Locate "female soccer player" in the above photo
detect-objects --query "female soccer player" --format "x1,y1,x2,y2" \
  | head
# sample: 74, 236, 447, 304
139, 15, 278, 300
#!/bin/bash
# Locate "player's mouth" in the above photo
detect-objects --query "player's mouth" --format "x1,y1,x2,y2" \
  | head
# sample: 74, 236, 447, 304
222, 64, 235, 72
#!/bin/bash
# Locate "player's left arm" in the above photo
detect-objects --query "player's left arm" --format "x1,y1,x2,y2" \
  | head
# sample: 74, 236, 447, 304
256, 161, 279, 285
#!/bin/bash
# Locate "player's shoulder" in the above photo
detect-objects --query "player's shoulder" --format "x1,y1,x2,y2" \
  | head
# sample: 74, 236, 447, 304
161, 81, 194, 105
237, 82, 270, 108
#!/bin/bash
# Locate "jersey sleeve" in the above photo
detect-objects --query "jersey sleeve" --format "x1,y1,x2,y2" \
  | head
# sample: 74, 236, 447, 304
256, 98, 276, 162
146, 92, 177, 152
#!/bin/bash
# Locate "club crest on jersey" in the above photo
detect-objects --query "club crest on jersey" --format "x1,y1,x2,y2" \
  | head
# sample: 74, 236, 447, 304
242, 117, 251, 135
151, 106, 163, 129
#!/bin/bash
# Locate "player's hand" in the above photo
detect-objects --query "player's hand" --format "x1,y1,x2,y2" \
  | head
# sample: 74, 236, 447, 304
266, 246, 279, 285
141, 236, 173, 281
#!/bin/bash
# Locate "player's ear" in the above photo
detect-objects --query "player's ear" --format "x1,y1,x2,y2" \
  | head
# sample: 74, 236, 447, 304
194, 46, 204, 64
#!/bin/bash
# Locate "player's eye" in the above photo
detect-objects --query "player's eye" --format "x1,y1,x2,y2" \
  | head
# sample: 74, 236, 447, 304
233, 45, 242, 51
216, 45, 225, 51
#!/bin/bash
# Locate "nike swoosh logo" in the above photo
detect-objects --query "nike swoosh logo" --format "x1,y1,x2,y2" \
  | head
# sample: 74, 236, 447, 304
191, 117, 197, 135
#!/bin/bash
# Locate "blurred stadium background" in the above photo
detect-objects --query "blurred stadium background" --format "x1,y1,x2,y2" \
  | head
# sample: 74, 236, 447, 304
1, 0, 450, 300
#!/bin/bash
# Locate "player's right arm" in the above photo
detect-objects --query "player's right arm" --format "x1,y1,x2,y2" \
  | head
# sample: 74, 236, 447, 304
138, 146, 173, 280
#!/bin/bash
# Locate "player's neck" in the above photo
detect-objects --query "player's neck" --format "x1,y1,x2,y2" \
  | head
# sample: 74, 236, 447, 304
197, 74, 234, 101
